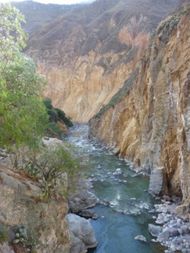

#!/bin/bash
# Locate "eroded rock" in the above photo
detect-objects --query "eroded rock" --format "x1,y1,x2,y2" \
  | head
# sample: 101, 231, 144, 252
148, 224, 162, 237
66, 214, 97, 253
149, 167, 164, 196
0, 164, 70, 253
134, 235, 147, 242
69, 179, 98, 213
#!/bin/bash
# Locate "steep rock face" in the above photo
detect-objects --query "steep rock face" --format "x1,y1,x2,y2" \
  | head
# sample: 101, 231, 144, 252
26, 0, 179, 122
0, 162, 70, 252
90, 6, 190, 212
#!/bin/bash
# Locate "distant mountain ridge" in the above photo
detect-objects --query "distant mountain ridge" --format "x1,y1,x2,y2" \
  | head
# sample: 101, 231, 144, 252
13, 1, 82, 33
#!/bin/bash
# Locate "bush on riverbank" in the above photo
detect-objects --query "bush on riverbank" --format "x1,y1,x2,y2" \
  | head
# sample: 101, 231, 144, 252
44, 98, 73, 138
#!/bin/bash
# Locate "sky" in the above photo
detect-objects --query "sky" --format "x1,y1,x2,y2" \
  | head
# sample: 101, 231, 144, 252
0, 0, 94, 4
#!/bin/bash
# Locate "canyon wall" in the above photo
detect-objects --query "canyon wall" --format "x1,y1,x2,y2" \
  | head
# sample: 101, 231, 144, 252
25, 0, 179, 122
90, 6, 190, 213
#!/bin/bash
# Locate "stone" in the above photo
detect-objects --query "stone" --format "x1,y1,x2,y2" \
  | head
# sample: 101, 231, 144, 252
148, 224, 162, 237
134, 235, 147, 242
112, 147, 120, 156
158, 230, 170, 241
113, 168, 122, 175
69, 178, 98, 213
168, 228, 180, 237
149, 167, 164, 196
69, 190, 98, 213
69, 233, 87, 253
66, 214, 97, 252
0, 243, 14, 253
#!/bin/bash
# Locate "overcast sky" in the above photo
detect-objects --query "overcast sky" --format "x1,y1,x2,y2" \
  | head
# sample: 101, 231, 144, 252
0, 0, 94, 4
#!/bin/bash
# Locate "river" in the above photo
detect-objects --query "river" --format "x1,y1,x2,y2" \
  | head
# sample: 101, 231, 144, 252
66, 124, 164, 253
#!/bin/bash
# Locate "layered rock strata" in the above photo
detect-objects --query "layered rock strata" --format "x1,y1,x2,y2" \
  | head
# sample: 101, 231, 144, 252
90, 6, 190, 213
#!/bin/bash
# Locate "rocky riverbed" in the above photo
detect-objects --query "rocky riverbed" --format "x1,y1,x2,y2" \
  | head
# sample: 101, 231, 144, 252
66, 125, 190, 253
1, 126, 189, 253
148, 199, 190, 253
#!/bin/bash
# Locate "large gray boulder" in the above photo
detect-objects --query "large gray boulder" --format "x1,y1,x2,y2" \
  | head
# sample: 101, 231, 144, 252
69, 179, 98, 213
69, 190, 98, 213
148, 224, 162, 237
66, 214, 97, 253
149, 167, 164, 196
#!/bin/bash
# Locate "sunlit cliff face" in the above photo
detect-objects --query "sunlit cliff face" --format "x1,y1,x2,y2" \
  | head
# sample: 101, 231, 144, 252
25, 0, 180, 122
90, 7, 190, 216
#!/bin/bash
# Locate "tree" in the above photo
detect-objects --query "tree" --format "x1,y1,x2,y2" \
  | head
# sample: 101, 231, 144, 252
0, 4, 48, 151
0, 3, 26, 63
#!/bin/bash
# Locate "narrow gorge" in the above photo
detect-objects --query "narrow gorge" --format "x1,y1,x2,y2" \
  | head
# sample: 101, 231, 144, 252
90, 4, 190, 212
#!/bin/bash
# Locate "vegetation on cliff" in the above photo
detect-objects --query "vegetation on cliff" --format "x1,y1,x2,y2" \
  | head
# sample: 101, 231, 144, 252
0, 4, 48, 151
44, 98, 73, 138
0, 5, 78, 252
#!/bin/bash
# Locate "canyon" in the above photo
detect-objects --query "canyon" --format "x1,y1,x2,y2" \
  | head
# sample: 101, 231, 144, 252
90, 4, 190, 215
6, 1, 190, 252
19, 0, 180, 122
20, 0, 190, 211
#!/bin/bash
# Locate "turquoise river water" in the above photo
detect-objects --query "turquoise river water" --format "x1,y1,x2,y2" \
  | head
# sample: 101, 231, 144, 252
66, 125, 164, 253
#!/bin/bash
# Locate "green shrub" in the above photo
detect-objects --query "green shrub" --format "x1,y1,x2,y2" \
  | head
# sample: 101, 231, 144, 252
38, 146, 79, 199
43, 98, 53, 110
55, 108, 73, 127
21, 145, 79, 200
43, 98, 73, 138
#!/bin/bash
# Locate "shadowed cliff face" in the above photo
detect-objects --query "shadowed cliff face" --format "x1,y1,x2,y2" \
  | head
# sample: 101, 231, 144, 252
24, 0, 179, 122
90, 6, 190, 215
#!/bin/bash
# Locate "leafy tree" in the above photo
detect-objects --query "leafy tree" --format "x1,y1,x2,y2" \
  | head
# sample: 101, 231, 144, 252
0, 4, 48, 151
0, 3, 27, 63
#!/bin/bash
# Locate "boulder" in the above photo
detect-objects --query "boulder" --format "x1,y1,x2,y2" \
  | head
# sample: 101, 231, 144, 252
149, 167, 164, 196
66, 214, 97, 253
148, 224, 162, 237
134, 235, 147, 242
69, 178, 98, 214
69, 190, 98, 213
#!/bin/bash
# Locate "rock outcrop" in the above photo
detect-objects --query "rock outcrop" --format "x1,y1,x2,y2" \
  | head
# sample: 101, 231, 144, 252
90, 5, 190, 213
23, 0, 180, 122
0, 163, 70, 253
66, 214, 97, 253
0, 136, 98, 253
68, 178, 98, 214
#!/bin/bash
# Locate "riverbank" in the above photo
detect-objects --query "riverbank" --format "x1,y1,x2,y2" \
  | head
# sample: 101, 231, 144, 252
66, 124, 190, 253
0, 124, 188, 253
66, 125, 164, 253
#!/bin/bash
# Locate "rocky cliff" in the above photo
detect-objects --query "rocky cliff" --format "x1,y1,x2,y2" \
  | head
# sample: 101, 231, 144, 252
90, 5, 190, 216
24, 0, 180, 122
0, 138, 97, 253
0, 161, 70, 253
